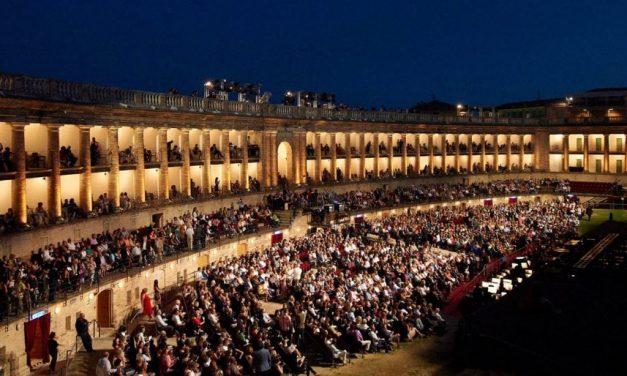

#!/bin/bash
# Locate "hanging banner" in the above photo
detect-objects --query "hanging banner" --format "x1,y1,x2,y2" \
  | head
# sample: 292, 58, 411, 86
484, 198, 493, 206
271, 231, 283, 245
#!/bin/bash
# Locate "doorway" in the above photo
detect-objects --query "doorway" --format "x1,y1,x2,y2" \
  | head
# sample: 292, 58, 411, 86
24, 312, 50, 368
97, 289, 113, 328
277, 141, 293, 183
152, 213, 163, 228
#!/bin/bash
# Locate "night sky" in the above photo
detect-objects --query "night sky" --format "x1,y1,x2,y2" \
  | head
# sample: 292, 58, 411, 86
2, 0, 627, 108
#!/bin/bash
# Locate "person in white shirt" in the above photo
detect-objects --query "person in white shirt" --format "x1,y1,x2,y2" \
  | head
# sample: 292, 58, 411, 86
95, 352, 112, 376
185, 226, 195, 251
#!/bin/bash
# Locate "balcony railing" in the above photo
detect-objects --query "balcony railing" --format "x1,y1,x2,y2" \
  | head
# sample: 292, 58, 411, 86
4, 72, 626, 126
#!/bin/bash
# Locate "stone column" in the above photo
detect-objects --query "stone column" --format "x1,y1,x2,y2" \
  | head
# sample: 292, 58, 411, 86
467, 134, 473, 173
506, 134, 512, 172
414, 135, 421, 175
158, 128, 169, 200
401, 134, 408, 175
314, 132, 322, 183
428, 134, 434, 174
108, 126, 120, 209
133, 127, 146, 204
11, 123, 27, 225
562, 135, 569, 173
79, 126, 93, 213
221, 130, 231, 192
359, 133, 365, 179
344, 133, 352, 180
583, 134, 589, 173
299, 133, 307, 183
454, 134, 460, 172
330, 133, 337, 180
534, 131, 550, 172
47, 125, 62, 222
493, 134, 499, 171
261, 131, 270, 188
480, 134, 486, 172
270, 131, 278, 186
441, 135, 447, 173
603, 133, 610, 173
292, 133, 300, 184
519, 134, 525, 171
624, 133, 627, 174
241, 131, 249, 190
373, 133, 380, 177
387, 134, 393, 175
181, 129, 191, 197
202, 129, 211, 193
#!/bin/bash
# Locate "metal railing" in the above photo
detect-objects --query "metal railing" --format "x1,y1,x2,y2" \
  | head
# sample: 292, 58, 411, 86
62, 319, 100, 376
2, 72, 626, 126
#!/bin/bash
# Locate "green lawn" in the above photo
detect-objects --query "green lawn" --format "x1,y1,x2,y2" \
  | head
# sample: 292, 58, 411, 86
578, 208, 627, 235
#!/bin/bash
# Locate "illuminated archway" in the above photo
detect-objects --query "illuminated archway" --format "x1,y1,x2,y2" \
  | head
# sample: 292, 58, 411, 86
277, 141, 293, 183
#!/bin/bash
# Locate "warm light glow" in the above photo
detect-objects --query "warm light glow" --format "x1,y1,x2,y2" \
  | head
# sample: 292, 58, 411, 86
88, 293, 94, 300
54, 306, 60, 314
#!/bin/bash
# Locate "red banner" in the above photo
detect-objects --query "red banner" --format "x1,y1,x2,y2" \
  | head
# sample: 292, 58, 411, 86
484, 198, 493, 206
271, 231, 283, 245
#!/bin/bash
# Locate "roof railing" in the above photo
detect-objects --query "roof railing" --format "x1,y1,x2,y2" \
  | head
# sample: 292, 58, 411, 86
1, 72, 626, 126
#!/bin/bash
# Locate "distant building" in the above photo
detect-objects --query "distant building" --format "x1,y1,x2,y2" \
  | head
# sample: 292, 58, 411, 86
567, 88, 627, 119
495, 98, 567, 119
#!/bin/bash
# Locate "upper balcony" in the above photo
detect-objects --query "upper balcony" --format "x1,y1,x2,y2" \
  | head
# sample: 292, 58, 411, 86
3, 72, 626, 127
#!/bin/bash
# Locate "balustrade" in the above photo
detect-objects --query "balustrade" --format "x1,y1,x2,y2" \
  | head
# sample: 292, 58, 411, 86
1, 72, 627, 126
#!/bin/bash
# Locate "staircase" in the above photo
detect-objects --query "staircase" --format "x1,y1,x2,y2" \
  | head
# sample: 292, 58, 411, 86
275, 210, 294, 226
585, 196, 606, 208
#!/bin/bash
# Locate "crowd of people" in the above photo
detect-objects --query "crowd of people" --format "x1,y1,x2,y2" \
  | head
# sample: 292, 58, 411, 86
265, 179, 568, 216
103, 193, 582, 375
0, 201, 278, 320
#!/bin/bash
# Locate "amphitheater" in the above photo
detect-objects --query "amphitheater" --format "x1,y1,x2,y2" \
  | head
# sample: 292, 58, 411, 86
0, 73, 625, 375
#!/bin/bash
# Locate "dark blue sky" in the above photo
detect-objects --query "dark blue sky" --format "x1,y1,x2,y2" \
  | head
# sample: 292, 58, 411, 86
2, 0, 627, 107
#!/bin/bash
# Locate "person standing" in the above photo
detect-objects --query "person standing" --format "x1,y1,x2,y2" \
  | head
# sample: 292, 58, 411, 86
153, 279, 162, 308
75, 312, 94, 352
253, 342, 272, 376
141, 288, 153, 318
48, 332, 60, 373
185, 225, 194, 251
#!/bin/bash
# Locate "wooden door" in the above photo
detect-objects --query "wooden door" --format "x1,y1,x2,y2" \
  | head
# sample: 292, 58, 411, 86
97, 289, 112, 328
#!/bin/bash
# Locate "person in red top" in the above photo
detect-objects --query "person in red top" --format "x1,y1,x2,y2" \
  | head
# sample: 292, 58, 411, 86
141, 288, 153, 318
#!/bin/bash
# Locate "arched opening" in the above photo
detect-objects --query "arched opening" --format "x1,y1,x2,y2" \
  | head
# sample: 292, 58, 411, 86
97, 289, 113, 328
277, 141, 293, 183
